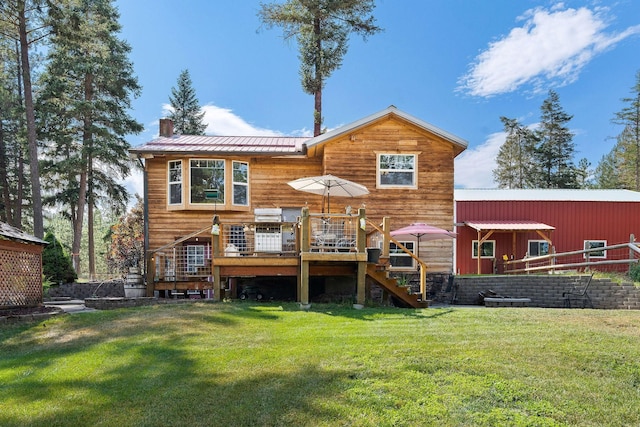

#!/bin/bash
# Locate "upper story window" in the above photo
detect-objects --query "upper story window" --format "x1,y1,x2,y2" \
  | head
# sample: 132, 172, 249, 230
190, 159, 225, 204
232, 161, 249, 206
168, 160, 182, 205
377, 154, 416, 188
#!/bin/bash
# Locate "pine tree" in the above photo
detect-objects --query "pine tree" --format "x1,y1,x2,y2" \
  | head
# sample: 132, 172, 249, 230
611, 70, 640, 190
533, 90, 578, 188
0, 0, 48, 237
493, 117, 537, 188
259, 0, 382, 136
168, 69, 206, 135
593, 151, 623, 189
37, 0, 142, 278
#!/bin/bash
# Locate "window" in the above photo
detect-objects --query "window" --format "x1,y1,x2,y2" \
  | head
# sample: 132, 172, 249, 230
472, 240, 495, 259
186, 245, 205, 273
584, 240, 606, 259
190, 159, 225, 204
528, 240, 549, 257
378, 154, 416, 187
388, 241, 415, 269
232, 161, 249, 206
168, 160, 182, 205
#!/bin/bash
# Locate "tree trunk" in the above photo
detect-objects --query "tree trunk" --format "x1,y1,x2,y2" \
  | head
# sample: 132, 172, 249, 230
18, 0, 44, 238
71, 167, 87, 275
88, 153, 96, 281
0, 111, 9, 223
313, 16, 322, 137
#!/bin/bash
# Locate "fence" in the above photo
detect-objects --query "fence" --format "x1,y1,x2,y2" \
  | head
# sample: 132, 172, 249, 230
503, 240, 640, 274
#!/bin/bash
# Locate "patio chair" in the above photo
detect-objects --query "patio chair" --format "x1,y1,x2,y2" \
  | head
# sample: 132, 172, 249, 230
562, 273, 594, 308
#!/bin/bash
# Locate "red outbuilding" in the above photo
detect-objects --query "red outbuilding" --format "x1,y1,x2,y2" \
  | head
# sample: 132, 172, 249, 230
454, 189, 640, 275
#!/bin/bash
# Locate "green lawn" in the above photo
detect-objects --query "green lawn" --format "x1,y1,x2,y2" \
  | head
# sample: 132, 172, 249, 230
1, 303, 639, 426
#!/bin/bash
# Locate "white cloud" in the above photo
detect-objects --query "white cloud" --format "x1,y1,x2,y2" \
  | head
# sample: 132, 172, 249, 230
454, 131, 505, 188
162, 103, 285, 136
458, 5, 640, 97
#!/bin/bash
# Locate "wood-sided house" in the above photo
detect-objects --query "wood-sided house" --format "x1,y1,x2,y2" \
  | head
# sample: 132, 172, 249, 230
130, 106, 467, 307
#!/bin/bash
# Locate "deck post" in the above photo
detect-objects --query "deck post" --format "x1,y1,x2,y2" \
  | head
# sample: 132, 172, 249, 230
300, 207, 310, 307
355, 208, 367, 306
145, 252, 155, 297
211, 215, 221, 302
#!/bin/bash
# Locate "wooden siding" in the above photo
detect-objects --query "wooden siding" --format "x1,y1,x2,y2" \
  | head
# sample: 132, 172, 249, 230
145, 115, 457, 273
455, 200, 640, 274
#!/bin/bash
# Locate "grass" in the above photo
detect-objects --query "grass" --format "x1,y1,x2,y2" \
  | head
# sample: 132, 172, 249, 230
1, 303, 640, 426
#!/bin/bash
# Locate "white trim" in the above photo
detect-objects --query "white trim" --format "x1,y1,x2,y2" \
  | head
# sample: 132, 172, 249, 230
472, 240, 495, 259
168, 160, 183, 206
584, 240, 607, 259
455, 188, 640, 202
377, 153, 417, 189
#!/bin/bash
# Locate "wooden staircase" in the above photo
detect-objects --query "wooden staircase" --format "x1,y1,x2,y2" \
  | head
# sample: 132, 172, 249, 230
366, 264, 429, 308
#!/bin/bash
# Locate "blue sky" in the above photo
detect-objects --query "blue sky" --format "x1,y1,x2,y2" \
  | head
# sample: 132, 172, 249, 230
115, 0, 640, 195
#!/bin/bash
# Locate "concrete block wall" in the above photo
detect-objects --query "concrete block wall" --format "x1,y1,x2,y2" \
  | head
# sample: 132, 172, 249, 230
453, 275, 640, 309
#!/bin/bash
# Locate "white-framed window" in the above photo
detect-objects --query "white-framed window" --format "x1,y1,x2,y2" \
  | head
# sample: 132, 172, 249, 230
584, 240, 606, 259
528, 240, 549, 257
190, 159, 225, 204
186, 245, 205, 273
168, 160, 182, 205
377, 153, 416, 188
472, 240, 495, 259
386, 241, 415, 270
232, 161, 249, 206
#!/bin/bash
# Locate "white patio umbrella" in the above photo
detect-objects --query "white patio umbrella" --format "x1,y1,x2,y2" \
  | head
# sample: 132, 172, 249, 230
287, 174, 369, 213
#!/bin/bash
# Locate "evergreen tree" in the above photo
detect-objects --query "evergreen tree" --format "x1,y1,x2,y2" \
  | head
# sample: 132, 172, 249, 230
593, 151, 623, 189
42, 231, 77, 284
532, 90, 578, 188
37, 0, 142, 278
0, 0, 49, 237
493, 117, 537, 188
259, 0, 382, 136
611, 70, 640, 190
168, 69, 206, 135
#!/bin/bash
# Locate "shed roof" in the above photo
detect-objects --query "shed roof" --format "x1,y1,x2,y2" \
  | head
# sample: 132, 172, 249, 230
0, 222, 47, 245
455, 189, 640, 202
465, 221, 555, 232
130, 135, 309, 156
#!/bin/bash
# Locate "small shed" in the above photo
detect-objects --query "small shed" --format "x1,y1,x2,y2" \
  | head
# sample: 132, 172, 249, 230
0, 222, 48, 308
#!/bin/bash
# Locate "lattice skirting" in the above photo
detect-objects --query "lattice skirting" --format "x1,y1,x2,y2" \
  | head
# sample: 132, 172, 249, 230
0, 244, 43, 308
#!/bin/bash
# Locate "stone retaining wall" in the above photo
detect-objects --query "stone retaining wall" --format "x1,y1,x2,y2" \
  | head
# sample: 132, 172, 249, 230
453, 275, 640, 309
84, 297, 215, 310
47, 281, 125, 299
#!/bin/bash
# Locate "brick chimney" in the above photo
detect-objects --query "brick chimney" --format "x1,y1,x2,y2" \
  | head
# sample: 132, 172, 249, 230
159, 118, 174, 137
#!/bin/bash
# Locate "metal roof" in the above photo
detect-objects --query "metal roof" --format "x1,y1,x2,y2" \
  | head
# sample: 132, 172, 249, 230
465, 220, 555, 232
455, 189, 640, 202
0, 222, 47, 245
130, 135, 310, 155
306, 105, 468, 155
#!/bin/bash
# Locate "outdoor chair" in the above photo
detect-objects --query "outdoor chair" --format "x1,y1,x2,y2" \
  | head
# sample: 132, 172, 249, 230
562, 273, 594, 308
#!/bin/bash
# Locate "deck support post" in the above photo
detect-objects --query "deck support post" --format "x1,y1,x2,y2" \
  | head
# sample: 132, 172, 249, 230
212, 215, 221, 302
300, 207, 310, 307
355, 208, 367, 306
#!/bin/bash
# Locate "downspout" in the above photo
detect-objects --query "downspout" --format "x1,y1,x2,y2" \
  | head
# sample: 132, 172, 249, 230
137, 156, 150, 294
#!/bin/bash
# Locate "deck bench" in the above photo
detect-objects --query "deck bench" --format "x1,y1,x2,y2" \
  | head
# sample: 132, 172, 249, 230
483, 297, 531, 307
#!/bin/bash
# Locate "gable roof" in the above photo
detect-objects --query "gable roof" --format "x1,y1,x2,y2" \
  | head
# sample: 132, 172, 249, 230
0, 222, 47, 245
305, 105, 468, 156
129, 135, 309, 156
455, 189, 640, 202
129, 106, 468, 158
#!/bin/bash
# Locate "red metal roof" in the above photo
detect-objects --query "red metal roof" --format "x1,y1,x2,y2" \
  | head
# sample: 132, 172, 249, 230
465, 220, 555, 231
130, 135, 310, 155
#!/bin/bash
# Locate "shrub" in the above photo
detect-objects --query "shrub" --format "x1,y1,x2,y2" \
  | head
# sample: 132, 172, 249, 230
629, 263, 640, 283
42, 231, 77, 284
